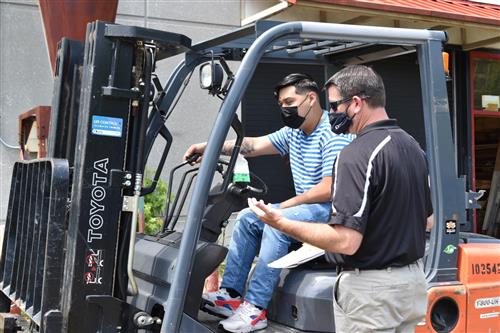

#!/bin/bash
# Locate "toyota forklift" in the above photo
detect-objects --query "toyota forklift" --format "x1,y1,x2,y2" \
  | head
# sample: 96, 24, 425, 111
0, 20, 499, 333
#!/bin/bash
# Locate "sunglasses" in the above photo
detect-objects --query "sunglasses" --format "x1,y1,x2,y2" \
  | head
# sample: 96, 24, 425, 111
329, 97, 352, 113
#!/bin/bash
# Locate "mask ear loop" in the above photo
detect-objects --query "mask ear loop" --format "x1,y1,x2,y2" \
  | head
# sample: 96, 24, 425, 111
345, 97, 359, 120
302, 92, 314, 118
303, 104, 313, 119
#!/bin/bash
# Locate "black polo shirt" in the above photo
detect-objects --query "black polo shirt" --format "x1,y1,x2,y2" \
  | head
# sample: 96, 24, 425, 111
326, 119, 432, 269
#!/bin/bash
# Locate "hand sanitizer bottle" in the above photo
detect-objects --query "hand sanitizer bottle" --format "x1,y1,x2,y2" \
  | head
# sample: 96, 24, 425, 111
233, 154, 250, 183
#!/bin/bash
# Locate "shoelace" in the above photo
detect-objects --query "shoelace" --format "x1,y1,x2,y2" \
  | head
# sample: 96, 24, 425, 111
215, 289, 231, 298
235, 302, 257, 319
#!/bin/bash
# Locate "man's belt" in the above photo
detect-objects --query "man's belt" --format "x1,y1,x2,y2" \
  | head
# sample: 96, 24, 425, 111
336, 261, 419, 275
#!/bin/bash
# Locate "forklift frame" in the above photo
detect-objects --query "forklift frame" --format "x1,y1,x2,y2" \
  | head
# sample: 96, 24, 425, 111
1, 20, 482, 333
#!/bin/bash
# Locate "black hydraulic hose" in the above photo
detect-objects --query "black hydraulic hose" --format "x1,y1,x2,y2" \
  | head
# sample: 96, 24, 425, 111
117, 213, 131, 300
127, 47, 154, 296
135, 48, 154, 178
124, 47, 152, 204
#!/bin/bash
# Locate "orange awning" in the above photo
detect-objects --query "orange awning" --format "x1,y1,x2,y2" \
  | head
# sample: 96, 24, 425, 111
307, 0, 500, 26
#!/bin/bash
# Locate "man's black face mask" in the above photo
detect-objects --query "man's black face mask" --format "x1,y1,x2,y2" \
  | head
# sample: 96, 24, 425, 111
329, 109, 353, 134
328, 97, 353, 134
280, 96, 310, 129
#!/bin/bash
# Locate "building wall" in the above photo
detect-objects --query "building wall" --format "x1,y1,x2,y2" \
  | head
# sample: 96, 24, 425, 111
0, 0, 53, 221
1, 0, 498, 221
0, 0, 242, 220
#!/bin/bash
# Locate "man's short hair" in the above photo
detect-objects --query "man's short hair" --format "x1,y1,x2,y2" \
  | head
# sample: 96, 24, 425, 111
324, 65, 386, 108
274, 73, 320, 99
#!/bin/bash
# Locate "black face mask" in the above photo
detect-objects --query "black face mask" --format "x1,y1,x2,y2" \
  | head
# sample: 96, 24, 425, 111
329, 106, 354, 134
280, 97, 310, 129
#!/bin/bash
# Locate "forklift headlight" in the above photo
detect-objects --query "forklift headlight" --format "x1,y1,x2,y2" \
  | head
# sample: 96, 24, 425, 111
200, 62, 223, 92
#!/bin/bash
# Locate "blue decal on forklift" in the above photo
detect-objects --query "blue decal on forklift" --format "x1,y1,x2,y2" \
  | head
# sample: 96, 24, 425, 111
91, 115, 123, 137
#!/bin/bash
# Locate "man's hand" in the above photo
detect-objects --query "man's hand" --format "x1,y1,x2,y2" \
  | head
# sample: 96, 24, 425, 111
248, 197, 284, 228
183, 142, 206, 164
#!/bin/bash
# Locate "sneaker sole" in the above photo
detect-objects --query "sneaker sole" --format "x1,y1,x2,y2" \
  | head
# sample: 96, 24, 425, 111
218, 321, 267, 333
200, 299, 233, 318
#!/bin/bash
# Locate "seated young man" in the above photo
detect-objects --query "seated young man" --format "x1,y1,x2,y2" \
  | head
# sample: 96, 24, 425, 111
183, 73, 353, 333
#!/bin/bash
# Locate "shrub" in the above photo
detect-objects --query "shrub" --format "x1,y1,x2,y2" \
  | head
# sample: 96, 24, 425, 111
143, 170, 169, 235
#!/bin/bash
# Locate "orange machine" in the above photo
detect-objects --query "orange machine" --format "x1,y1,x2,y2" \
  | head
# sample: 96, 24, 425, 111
417, 242, 500, 332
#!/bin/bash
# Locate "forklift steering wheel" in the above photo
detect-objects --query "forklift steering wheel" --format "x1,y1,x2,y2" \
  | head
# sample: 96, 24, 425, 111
229, 171, 268, 197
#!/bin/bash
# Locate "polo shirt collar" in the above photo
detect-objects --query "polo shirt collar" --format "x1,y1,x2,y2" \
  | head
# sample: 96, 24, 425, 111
358, 119, 398, 137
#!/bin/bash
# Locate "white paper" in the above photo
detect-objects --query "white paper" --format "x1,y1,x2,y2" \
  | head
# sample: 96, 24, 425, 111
481, 95, 499, 109
268, 243, 325, 269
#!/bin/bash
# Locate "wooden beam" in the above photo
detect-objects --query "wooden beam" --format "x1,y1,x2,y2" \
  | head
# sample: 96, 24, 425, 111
463, 36, 500, 51
394, 20, 400, 28
241, 0, 292, 26
341, 15, 371, 25
319, 10, 327, 23
429, 25, 451, 30
460, 28, 467, 45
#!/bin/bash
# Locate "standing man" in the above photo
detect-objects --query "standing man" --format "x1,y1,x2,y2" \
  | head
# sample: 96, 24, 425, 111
249, 65, 432, 332
183, 73, 353, 333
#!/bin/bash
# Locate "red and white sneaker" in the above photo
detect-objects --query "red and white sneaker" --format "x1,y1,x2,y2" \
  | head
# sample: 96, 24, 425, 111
201, 288, 242, 318
219, 301, 267, 333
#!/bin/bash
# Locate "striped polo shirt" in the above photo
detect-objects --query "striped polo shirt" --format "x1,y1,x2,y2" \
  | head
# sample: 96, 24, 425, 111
268, 111, 354, 195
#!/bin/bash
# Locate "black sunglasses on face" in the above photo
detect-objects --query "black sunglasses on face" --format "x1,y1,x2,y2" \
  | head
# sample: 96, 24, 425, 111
329, 97, 352, 113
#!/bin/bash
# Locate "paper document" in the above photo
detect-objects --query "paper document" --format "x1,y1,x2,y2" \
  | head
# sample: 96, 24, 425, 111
268, 243, 325, 269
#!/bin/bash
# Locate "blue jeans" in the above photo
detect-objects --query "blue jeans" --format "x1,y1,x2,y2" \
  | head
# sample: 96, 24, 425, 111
221, 202, 331, 309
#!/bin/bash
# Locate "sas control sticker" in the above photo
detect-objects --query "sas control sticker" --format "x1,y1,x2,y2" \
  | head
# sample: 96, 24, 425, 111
91, 115, 123, 137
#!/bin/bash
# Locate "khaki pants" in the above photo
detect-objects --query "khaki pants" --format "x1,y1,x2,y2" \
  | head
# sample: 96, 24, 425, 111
333, 261, 427, 333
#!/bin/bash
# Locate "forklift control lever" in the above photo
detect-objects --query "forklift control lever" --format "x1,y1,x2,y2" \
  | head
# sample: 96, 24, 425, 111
186, 152, 202, 164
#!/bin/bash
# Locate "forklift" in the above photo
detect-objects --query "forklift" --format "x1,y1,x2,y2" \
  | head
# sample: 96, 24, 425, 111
0, 20, 499, 333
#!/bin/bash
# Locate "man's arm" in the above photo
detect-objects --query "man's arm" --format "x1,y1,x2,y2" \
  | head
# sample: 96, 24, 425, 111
280, 176, 332, 208
221, 136, 279, 157
248, 198, 363, 255
183, 136, 279, 162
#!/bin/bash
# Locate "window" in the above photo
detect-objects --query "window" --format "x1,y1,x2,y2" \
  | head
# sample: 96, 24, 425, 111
469, 51, 500, 235
471, 52, 500, 113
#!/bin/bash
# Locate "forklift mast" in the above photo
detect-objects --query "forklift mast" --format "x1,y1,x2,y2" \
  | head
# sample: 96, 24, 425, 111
1, 21, 192, 332
0, 20, 477, 333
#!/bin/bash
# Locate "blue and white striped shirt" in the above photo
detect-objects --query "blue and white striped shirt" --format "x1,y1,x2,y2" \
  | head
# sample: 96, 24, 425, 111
268, 111, 354, 195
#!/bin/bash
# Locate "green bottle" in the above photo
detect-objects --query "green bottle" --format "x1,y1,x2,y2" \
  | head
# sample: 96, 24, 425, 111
233, 154, 250, 183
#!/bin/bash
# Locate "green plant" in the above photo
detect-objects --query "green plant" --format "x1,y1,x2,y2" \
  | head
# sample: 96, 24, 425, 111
143, 169, 170, 235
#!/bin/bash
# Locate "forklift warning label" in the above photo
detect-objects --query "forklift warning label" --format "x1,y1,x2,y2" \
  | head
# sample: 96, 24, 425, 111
84, 249, 104, 285
475, 297, 500, 309
91, 115, 123, 137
